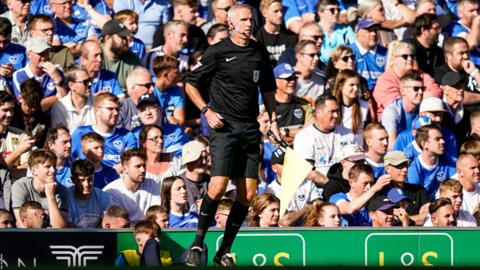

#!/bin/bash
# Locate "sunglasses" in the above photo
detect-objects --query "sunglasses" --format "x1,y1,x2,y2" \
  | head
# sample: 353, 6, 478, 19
391, 162, 409, 169
301, 52, 317, 58
396, 54, 416, 60
341, 55, 355, 62
137, 82, 154, 89
326, 7, 339, 14
75, 79, 91, 86
406, 86, 425, 92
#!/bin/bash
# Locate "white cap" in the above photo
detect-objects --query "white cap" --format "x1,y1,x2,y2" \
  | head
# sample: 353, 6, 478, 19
419, 97, 447, 113
341, 144, 365, 161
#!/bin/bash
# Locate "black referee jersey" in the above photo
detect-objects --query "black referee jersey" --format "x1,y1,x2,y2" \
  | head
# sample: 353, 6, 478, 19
185, 37, 276, 122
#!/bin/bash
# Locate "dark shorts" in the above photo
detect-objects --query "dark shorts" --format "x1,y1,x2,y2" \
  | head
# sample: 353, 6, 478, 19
209, 120, 261, 179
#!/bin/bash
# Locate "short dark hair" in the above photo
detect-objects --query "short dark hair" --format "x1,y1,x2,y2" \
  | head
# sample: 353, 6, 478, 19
20, 79, 44, 110
429, 197, 452, 215
415, 124, 441, 150
28, 15, 54, 31
443, 37, 468, 55
314, 94, 337, 111
121, 148, 147, 165
348, 163, 374, 180
0, 91, 15, 107
71, 159, 95, 178
45, 124, 70, 145
400, 71, 423, 85
19, 201, 43, 218
0, 17, 12, 37
104, 205, 130, 220
206, 23, 228, 40
317, 0, 339, 12
412, 13, 439, 37
139, 125, 163, 150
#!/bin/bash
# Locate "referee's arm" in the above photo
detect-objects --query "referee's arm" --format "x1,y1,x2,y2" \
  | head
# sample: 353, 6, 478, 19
185, 83, 224, 128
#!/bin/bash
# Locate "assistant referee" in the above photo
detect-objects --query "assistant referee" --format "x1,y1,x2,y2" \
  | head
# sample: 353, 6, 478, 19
184, 3, 281, 267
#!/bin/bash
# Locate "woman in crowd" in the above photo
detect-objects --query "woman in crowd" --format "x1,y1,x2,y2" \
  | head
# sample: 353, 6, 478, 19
247, 193, 280, 228
139, 125, 183, 185
372, 40, 442, 120
333, 69, 370, 143
160, 176, 197, 228
304, 202, 342, 227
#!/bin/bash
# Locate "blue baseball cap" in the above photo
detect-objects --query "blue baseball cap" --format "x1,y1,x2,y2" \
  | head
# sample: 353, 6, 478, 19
387, 188, 412, 203
355, 18, 380, 32
273, 63, 299, 79
411, 115, 432, 130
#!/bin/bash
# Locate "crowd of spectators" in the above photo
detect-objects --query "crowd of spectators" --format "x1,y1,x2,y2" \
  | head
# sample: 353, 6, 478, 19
1, 0, 480, 235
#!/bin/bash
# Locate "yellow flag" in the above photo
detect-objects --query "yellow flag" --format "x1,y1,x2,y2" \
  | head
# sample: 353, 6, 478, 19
280, 147, 313, 217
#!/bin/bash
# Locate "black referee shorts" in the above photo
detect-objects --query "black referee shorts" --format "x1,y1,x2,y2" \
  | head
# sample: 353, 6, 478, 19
209, 120, 261, 179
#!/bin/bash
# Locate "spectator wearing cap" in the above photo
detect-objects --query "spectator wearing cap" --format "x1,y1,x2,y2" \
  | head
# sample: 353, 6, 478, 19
294, 40, 326, 104
364, 123, 388, 179
408, 124, 456, 199
317, 0, 355, 64
51, 65, 96, 133
434, 37, 480, 106
113, 0, 172, 49
383, 151, 430, 225
79, 40, 125, 100
117, 67, 154, 131
49, 0, 98, 57
323, 144, 365, 201
0, 17, 27, 92
440, 71, 469, 140
427, 198, 457, 227
101, 19, 142, 91
265, 148, 321, 212
349, 18, 387, 90
12, 36, 67, 110
407, 14, 444, 78
424, 179, 476, 226
28, 15, 75, 71
294, 94, 356, 187
329, 163, 391, 226
0, 0, 30, 45
380, 71, 424, 149
181, 140, 210, 213
134, 94, 190, 156
456, 154, 480, 216
255, 0, 297, 67
373, 41, 442, 121
387, 188, 414, 226
274, 63, 313, 145
368, 194, 409, 227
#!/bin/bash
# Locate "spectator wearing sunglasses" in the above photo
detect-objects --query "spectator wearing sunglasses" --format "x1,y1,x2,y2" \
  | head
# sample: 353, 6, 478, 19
51, 65, 96, 133
373, 40, 442, 122
382, 151, 430, 225
381, 71, 423, 149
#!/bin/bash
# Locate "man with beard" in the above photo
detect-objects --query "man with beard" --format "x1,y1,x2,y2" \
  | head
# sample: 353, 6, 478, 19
70, 92, 137, 172
46, 125, 73, 188
408, 14, 443, 78
11, 149, 69, 228
429, 197, 457, 227
101, 19, 141, 91
79, 40, 124, 99
103, 149, 160, 224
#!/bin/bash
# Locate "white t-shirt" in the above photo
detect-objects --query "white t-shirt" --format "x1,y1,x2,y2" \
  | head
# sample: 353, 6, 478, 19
294, 124, 356, 176
295, 70, 325, 101
423, 209, 477, 227
265, 178, 321, 212
461, 184, 480, 215
103, 177, 161, 224
341, 99, 369, 143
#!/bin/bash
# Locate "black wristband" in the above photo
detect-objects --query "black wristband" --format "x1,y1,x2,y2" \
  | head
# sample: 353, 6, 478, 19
201, 105, 209, 115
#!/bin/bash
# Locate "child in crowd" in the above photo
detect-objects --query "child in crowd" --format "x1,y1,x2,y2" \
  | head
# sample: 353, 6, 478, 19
114, 10, 147, 62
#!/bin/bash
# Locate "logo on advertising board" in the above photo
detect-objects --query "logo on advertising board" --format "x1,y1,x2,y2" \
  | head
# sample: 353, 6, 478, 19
50, 245, 104, 267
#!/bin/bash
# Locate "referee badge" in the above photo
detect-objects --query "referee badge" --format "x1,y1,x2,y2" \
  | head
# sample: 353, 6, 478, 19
253, 70, 260, 83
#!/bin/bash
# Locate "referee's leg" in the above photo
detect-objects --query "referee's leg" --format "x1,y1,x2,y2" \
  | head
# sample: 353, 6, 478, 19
214, 177, 256, 265
185, 176, 229, 266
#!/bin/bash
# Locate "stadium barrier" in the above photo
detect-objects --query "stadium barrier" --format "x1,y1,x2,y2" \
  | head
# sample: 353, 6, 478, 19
0, 227, 477, 267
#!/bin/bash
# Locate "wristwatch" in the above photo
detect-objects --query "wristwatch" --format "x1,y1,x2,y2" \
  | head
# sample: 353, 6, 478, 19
200, 105, 209, 115
284, 127, 290, 137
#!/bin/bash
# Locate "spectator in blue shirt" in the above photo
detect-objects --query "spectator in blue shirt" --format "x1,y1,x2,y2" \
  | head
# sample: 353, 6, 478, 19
46, 124, 73, 188
0, 17, 27, 92
79, 40, 124, 100
317, 0, 355, 64
113, 0, 172, 49
161, 176, 198, 228
408, 125, 456, 199
329, 163, 391, 226
282, 0, 316, 34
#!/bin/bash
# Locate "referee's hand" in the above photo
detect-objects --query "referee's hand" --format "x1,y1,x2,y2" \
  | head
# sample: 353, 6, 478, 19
205, 108, 224, 129
269, 121, 282, 143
